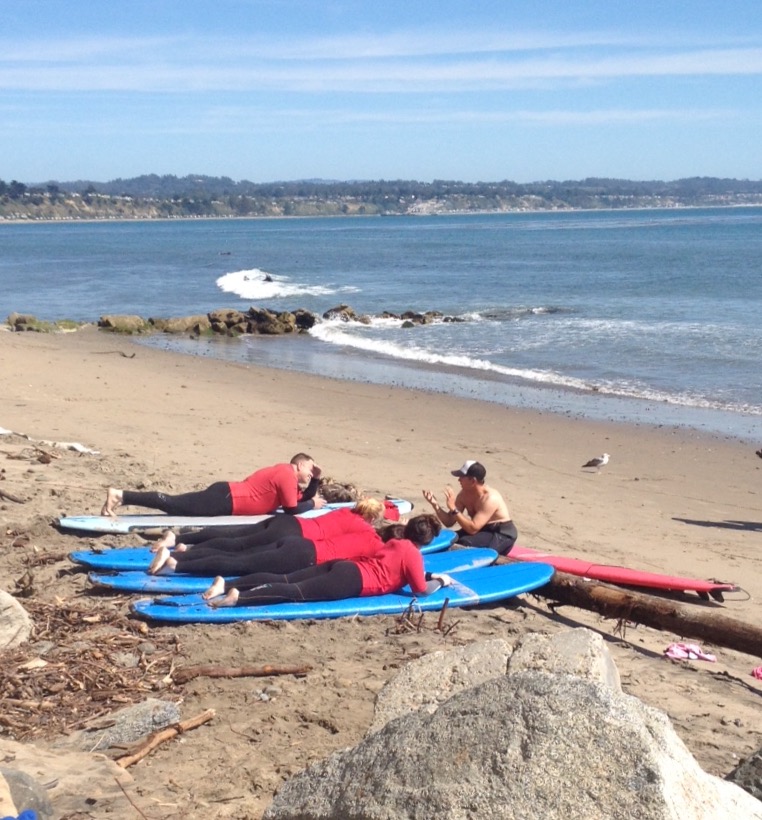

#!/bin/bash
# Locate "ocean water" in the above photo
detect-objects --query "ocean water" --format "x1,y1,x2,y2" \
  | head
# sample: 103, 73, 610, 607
2, 208, 761, 441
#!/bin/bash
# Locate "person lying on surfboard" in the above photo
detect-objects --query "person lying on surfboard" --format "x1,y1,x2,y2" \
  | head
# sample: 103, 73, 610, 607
148, 496, 400, 553
203, 514, 451, 607
147, 497, 387, 576
100, 452, 325, 518
423, 460, 517, 555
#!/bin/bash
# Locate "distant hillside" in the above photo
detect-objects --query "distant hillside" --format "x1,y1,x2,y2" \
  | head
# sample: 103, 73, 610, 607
2, 175, 762, 221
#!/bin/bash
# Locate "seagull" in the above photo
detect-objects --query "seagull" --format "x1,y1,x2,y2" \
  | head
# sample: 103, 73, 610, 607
582, 453, 609, 471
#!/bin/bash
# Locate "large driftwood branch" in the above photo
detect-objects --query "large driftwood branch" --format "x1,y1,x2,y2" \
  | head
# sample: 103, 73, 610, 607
116, 708, 215, 769
0, 488, 25, 504
536, 571, 762, 659
172, 663, 311, 685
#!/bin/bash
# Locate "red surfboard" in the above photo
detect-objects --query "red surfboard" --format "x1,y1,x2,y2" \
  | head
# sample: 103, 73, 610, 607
509, 545, 739, 601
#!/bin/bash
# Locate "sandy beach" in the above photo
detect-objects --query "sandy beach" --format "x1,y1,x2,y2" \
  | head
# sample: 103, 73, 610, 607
1, 325, 761, 818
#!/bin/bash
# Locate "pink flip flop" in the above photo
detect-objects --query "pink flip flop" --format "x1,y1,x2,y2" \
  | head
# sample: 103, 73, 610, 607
664, 642, 716, 662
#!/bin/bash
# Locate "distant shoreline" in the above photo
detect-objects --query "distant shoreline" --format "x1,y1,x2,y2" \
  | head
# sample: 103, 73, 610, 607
2, 201, 762, 227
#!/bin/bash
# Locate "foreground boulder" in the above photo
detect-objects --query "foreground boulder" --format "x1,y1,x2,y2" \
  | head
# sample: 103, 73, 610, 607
264, 630, 761, 820
0, 590, 32, 648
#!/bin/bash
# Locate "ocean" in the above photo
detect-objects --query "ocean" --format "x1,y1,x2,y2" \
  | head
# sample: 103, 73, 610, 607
2, 208, 761, 442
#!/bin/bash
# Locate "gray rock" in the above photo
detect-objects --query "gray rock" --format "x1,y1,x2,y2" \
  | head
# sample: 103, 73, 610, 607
0, 767, 54, 820
0, 589, 32, 649
54, 697, 181, 753
369, 638, 511, 734
98, 314, 149, 333
149, 315, 211, 333
726, 746, 762, 801
264, 631, 762, 820
207, 308, 247, 327
508, 629, 621, 692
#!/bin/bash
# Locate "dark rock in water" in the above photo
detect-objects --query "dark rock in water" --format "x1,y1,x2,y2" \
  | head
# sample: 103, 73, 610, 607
323, 304, 357, 322
247, 307, 297, 335
208, 308, 247, 327
148, 315, 211, 334
293, 308, 317, 330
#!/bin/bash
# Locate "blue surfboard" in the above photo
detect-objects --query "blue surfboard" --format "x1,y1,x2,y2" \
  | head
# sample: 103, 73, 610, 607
89, 546, 497, 594
70, 529, 456, 571
129, 562, 554, 623
57, 498, 414, 535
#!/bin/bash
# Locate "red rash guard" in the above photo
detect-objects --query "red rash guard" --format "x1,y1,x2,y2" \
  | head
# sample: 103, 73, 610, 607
313, 528, 383, 563
227, 463, 300, 515
299, 507, 373, 540
354, 538, 427, 596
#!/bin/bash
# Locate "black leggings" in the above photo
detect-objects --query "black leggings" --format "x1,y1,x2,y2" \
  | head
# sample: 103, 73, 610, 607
230, 559, 364, 606
174, 536, 316, 576
457, 521, 518, 555
122, 482, 232, 516
179, 515, 301, 550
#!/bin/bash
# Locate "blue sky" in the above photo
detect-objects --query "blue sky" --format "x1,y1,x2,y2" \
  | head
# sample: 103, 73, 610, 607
2, 1, 761, 184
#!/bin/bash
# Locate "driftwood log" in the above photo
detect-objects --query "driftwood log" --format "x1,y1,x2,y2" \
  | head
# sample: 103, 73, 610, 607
116, 708, 215, 769
534, 570, 762, 660
171, 663, 311, 685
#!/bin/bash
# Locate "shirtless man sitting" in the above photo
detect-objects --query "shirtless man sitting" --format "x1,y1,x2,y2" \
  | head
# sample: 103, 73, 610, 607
423, 460, 518, 554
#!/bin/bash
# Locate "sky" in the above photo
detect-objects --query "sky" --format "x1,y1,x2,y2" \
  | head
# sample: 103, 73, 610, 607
2, 1, 761, 185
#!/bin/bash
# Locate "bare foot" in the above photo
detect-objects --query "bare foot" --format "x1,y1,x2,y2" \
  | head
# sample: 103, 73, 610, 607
148, 547, 177, 575
100, 488, 123, 517
210, 588, 239, 608
174, 543, 188, 553
151, 529, 177, 552
202, 576, 226, 600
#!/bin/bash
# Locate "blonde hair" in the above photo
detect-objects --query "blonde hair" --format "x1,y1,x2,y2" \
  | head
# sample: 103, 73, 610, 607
353, 497, 385, 523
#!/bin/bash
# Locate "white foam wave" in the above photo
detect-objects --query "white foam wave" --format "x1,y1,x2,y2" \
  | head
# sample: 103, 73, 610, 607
309, 320, 762, 416
216, 269, 358, 300
309, 320, 591, 389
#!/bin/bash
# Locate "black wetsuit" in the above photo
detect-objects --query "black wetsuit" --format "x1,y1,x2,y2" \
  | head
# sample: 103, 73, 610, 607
121, 477, 319, 517
456, 520, 518, 555
177, 515, 301, 550
227, 560, 364, 606
173, 535, 316, 576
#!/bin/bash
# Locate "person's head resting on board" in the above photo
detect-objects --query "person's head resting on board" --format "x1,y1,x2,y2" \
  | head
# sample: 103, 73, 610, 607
450, 460, 486, 485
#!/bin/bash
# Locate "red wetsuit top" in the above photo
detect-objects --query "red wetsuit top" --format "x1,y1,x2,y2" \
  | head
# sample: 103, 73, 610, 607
354, 538, 427, 597
313, 528, 384, 563
228, 463, 300, 516
299, 508, 373, 541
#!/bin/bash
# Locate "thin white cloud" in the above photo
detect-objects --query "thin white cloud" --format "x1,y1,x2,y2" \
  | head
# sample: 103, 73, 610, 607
1, 103, 732, 136
2, 45, 761, 94
2, 27, 758, 63
1, 21, 761, 96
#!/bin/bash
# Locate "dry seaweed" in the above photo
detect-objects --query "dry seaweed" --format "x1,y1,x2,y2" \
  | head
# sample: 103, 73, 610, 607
0, 598, 182, 742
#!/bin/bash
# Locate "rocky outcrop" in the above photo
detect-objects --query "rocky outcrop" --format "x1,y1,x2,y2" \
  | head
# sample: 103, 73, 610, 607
8, 305, 460, 337
98, 314, 149, 333
263, 629, 762, 820
148, 315, 211, 334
